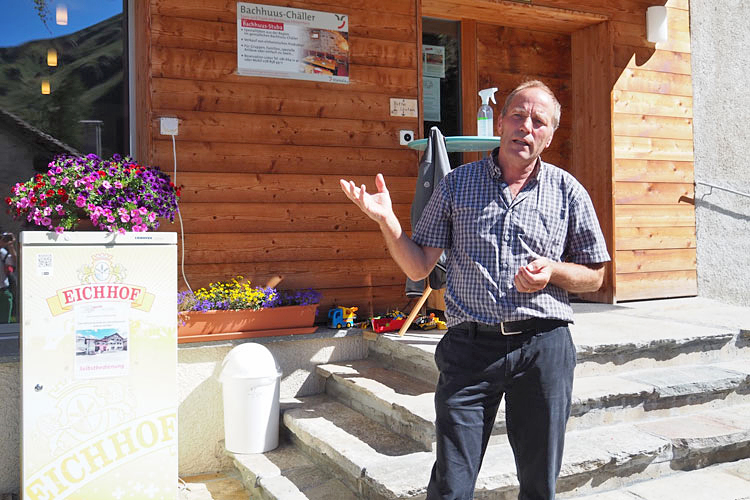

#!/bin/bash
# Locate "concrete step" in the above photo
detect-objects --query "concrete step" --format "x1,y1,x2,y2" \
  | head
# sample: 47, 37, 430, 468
316, 358, 750, 449
567, 457, 750, 499
276, 393, 750, 500
230, 437, 358, 500
367, 313, 747, 385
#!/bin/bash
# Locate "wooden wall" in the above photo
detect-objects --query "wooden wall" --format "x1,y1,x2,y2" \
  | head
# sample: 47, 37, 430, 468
609, 0, 697, 300
138, 0, 423, 316
136, 0, 697, 313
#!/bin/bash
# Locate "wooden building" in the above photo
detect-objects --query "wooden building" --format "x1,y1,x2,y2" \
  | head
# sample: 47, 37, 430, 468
134, 0, 695, 315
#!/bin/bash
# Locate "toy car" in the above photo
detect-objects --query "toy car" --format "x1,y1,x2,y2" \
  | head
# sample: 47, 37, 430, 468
328, 306, 358, 328
415, 314, 438, 330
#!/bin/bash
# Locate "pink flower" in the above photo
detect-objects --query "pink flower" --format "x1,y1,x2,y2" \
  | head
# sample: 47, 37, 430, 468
117, 228, 126, 235
60, 177, 69, 186
49, 177, 57, 185
54, 226, 64, 234
75, 196, 86, 208
102, 181, 111, 190
40, 217, 51, 226
120, 214, 130, 223
114, 181, 123, 189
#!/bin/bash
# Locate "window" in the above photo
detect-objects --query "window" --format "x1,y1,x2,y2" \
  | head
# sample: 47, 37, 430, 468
0, 0, 129, 329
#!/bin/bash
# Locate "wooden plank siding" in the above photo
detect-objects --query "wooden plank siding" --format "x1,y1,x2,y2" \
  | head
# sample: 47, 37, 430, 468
142, 0, 423, 314
610, 3, 697, 301
137, 0, 697, 313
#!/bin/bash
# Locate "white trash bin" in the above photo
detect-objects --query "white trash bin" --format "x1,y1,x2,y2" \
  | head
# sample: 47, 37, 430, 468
219, 343, 282, 454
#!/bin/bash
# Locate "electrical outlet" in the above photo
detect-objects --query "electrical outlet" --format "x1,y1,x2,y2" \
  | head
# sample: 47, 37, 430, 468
160, 117, 178, 136
399, 130, 414, 146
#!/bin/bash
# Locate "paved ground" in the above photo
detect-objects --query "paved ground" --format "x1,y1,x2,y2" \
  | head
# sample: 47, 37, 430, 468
179, 471, 249, 500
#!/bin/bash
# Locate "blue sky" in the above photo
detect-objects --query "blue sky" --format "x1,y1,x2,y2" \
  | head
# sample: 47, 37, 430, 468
0, 0, 123, 47
78, 328, 121, 340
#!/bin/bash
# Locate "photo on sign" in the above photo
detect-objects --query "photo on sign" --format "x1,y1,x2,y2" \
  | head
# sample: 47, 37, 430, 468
300, 29, 349, 77
74, 302, 130, 379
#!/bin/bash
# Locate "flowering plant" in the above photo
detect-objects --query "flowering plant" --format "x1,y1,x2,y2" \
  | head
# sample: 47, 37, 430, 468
5, 153, 179, 233
177, 276, 321, 313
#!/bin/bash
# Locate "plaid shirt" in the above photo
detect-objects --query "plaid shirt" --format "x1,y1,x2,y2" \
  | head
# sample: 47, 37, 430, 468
412, 150, 611, 327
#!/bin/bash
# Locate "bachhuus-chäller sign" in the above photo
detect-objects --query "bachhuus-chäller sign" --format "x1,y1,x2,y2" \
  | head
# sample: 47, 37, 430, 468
237, 2, 349, 83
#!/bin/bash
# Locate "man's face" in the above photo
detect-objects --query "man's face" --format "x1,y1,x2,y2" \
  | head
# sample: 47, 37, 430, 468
496, 87, 556, 164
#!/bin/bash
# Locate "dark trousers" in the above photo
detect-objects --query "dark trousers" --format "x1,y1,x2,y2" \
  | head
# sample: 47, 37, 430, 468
426, 320, 576, 500
0, 288, 12, 324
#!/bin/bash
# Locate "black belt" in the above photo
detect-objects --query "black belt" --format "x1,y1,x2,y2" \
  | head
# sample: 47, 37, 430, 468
458, 318, 569, 336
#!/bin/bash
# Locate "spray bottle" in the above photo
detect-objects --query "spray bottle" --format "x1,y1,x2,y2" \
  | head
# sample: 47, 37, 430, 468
477, 87, 498, 137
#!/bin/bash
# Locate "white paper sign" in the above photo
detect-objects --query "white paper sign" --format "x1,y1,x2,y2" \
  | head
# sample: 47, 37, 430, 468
237, 2, 349, 83
423, 45, 446, 78
74, 302, 130, 379
423, 77, 441, 122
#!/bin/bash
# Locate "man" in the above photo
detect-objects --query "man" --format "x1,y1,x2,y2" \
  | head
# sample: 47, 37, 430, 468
340, 80, 610, 499
0, 232, 17, 323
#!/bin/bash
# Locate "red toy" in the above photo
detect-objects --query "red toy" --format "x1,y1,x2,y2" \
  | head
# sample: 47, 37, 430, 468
370, 310, 407, 333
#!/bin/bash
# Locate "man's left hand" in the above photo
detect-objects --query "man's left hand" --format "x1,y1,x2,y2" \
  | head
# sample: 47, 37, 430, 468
515, 257, 553, 293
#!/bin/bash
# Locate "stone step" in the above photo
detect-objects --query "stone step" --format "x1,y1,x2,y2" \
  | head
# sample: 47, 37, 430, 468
367, 314, 747, 385
230, 437, 357, 500
567, 457, 750, 499
278, 393, 750, 500
316, 358, 750, 449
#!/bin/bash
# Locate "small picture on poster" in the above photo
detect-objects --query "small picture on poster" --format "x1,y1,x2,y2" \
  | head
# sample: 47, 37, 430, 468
237, 2, 349, 83
74, 302, 130, 379
422, 45, 445, 78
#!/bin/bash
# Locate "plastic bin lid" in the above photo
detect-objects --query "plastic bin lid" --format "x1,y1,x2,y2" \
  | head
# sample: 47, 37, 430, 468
219, 343, 281, 382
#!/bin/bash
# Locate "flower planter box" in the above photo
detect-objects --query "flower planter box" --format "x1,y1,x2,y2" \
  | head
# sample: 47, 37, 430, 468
178, 304, 319, 343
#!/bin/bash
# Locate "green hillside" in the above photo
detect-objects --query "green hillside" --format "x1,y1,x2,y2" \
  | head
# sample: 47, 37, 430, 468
0, 13, 125, 156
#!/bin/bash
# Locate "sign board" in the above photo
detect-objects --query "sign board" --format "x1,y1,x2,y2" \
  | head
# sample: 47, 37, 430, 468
389, 98, 418, 118
21, 232, 177, 500
237, 2, 350, 83
422, 45, 446, 78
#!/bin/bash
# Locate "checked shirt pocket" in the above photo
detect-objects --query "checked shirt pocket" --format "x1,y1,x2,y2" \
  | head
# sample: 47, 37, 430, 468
522, 209, 565, 258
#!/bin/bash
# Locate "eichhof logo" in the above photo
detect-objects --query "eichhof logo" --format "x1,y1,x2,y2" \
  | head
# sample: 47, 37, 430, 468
78, 253, 126, 284
46, 254, 154, 316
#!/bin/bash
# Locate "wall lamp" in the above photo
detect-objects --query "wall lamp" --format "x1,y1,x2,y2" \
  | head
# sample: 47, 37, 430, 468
646, 6, 668, 44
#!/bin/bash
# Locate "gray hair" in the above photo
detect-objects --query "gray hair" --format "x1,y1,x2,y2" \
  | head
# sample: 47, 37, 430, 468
500, 80, 561, 130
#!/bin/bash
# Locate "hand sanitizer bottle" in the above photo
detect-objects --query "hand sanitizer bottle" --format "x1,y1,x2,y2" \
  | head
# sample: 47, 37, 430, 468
477, 87, 498, 137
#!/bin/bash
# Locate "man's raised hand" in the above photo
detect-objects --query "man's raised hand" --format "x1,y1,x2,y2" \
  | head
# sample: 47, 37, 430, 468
339, 173, 395, 225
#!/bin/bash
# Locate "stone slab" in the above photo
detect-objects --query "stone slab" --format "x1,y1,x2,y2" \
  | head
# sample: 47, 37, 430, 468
625, 468, 750, 500
622, 364, 748, 397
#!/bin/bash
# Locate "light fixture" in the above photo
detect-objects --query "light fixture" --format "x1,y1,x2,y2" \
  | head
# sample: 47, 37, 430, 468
47, 48, 58, 67
56, 4, 68, 26
41, 80, 51, 95
646, 6, 668, 44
